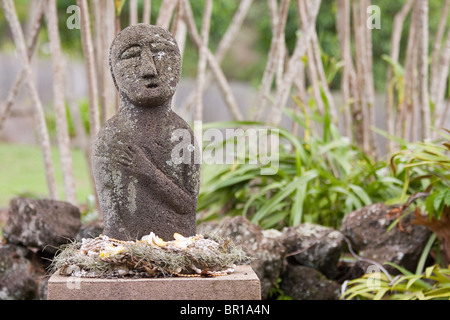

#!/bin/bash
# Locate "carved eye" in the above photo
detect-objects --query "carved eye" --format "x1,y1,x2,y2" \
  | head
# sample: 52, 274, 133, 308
150, 42, 165, 52
120, 46, 141, 60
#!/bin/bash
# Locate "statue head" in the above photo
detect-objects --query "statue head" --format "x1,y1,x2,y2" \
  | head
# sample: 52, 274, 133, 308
109, 24, 182, 108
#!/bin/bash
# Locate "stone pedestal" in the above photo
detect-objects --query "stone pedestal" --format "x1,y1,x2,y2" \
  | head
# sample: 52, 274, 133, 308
47, 265, 261, 300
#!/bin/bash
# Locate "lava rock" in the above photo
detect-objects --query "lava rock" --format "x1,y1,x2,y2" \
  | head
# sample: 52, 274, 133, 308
341, 203, 432, 274
0, 244, 45, 300
280, 264, 341, 300
281, 223, 345, 279
75, 220, 104, 241
3, 198, 81, 254
198, 216, 286, 300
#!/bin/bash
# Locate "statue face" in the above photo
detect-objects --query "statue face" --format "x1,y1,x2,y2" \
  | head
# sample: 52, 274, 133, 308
110, 24, 182, 107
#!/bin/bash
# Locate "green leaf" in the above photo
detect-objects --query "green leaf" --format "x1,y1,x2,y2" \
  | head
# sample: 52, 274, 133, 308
382, 54, 405, 77
416, 234, 437, 275
251, 170, 318, 225
373, 287, 390, 300
348, 184, 372, 206
115, 0, 127, 16
425, 192, 437, 216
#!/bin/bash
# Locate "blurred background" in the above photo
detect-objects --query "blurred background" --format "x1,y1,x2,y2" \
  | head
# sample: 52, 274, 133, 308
0, 0, 449, 227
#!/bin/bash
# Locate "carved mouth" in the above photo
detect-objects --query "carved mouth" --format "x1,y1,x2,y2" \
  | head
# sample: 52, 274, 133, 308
146, 83, 159, 89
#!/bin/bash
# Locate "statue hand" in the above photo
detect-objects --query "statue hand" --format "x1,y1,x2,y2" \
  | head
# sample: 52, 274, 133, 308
118, 144, 153, 169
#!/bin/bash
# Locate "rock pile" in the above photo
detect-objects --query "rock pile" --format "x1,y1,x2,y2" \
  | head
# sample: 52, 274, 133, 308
0, 198, 82, 300
0, 199, 433, 300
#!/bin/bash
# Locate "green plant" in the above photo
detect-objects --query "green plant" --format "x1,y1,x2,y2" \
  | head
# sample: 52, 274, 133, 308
342, 263, 450, 300
197, 102, 404, 230
268, 278, 292, 300
390, 129, 450, 206
388, 129, 450, 265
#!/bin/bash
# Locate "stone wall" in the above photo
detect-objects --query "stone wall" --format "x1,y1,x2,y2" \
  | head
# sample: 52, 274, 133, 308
0, 199, 433, 300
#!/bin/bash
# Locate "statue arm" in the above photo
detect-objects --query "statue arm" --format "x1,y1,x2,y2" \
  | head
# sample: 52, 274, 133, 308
118, 144, 197, 215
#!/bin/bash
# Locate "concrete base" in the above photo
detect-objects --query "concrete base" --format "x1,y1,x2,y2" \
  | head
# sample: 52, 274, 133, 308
47, 265, 261, 300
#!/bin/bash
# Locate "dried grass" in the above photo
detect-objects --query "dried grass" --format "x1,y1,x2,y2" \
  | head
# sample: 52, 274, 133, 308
49, 233, 250, 278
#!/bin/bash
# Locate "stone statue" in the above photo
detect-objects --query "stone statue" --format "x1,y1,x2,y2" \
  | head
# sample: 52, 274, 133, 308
92, 24, 200, 241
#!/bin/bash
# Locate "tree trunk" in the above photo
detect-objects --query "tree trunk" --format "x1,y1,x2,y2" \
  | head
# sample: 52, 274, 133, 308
77, 0, 100, 141
183, 0, 243, 121
385, 0, 414, 152
179, 0, 253, 118
129, 0, 138, 25
252, 0, 290, 122
1, 0, 58, 200
194, 0, 213, 123
0, 0, 46, 132
143, 0, 152, 24
157, 0, 177, 29
45, 0, 77, 205
418, 0, 431, 139
336, 0, 355, 140
430, 0, 450, 106
269, 0, 322, 126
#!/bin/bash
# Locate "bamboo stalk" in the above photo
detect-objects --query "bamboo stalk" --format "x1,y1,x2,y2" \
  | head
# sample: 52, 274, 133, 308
156, 0, 177, 29
180, 0, 253, 118
252, 0, 290, 121
418, 0, 431, 139
362, 0, 378, 157
336, 0, 355, 140
46, 0, 77, 205
183, 0, 243, 121
430, 0, 450, 104
216, 0, 253, 63
143, 0, 152, 24
301, 0, 338, 124
130, 0, 138, 25
0, 0, 46, 132
397, 1, 419, 141
194, 0, 213, 123
353, 0, 372, 154
93, 0, 108, 125
268, 0, 321, 126
171, 0, 187, 114
0, 0, 58, 200
77, 0, 100, 141
385, 0, 414, 152
434, 31, 450, 133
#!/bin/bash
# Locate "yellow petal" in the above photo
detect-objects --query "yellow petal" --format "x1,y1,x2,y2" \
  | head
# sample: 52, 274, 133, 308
153, 236, 167, 247
173, 233, 186, 241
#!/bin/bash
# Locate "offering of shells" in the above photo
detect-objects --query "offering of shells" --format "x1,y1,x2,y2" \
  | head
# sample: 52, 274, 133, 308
50, 232, 249, 278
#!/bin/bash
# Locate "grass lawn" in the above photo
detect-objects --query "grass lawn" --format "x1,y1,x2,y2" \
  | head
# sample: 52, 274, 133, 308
0, 143, 93, 208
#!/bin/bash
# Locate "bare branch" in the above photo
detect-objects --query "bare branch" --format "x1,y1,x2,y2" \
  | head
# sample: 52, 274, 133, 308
180, 0, 252, 118
183, 0, 243, 121
0, 0, 58, 199
252, 0, 290, 121
0, 0, 46, 132
268, 0, 321, 127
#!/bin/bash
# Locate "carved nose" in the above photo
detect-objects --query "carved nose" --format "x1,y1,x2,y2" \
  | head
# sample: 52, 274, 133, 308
140, 49, 158, 78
